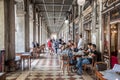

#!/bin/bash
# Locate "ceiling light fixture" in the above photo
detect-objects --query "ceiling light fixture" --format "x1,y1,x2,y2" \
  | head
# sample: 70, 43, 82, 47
65, 16, 69, 24
77, 0, 85, 5
65, 19, 69, 24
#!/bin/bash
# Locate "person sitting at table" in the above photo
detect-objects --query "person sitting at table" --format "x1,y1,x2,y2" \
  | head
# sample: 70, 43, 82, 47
76, 44, 99, 75
71, 42, 79, 52
61, 44, 76, 65
84, 43, 92, 55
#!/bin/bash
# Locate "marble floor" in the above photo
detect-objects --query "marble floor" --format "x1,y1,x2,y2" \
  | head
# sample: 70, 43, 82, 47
6, 53, 93, 80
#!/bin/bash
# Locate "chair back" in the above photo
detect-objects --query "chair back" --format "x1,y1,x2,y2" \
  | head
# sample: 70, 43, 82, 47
95, 62, 107, 71
61, 54, 69, 64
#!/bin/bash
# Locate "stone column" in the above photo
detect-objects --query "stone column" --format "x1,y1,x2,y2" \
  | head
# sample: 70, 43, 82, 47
0, 0, 5, 50
79, 6, 82, 34
40, 18, 43, 44
38, 13, 40, 44
117, 24, 120, 64
72, 5, 75, 42
99, 0, 103, 52
40, 17, 42, 45
92, 0, 97, 32
29, 4, 34, 48
91, 0, 97, 45
24, 0, 30, 52
36, 13, 38, 42
33, 4, 36, 42
4, 0, 15, 60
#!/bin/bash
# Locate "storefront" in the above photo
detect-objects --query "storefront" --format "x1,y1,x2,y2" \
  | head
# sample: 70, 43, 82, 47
81, 0, 94, 48
83, 12, 92, 45
102, 0, 120, 68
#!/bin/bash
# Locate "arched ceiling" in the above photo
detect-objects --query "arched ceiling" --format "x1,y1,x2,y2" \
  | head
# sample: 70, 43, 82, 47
35, 0, 74, 33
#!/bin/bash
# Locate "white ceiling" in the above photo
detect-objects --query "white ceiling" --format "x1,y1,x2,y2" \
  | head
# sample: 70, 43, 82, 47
35, 0, 74, 33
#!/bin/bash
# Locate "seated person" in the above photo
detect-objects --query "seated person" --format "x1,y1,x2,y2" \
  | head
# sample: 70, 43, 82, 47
61, 44, 76, 65
71, 42, 79, 52
84, 43, 92, 55
76, 44, 98, 75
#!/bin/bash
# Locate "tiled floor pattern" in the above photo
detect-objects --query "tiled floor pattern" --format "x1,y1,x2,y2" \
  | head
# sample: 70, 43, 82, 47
6, 53, 93, 80
25, 71, 84, 80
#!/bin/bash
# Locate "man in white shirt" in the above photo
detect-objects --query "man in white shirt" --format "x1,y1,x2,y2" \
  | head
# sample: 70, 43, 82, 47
77, 35, 84, 50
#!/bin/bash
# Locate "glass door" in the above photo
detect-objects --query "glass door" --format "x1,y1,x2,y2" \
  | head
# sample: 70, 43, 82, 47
110, 24, 118, 56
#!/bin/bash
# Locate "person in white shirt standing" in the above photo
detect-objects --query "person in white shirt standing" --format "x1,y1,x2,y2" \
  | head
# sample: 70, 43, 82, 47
77, 35, 84, 50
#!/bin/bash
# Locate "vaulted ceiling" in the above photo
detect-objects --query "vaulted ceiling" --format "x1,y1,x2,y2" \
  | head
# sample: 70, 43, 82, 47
35, 0, 74, 33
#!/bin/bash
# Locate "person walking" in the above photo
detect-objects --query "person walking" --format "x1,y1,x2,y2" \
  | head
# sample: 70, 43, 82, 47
47, 39, 54, 54
54, 40, 59, 54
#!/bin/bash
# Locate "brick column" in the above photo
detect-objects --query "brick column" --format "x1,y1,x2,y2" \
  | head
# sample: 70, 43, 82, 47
24, 0, 30, 52
4, 0, 15, 60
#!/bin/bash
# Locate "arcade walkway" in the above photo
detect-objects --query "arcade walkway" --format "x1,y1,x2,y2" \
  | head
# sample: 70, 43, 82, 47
6, 53, 93, 80
0, 0, 120, 80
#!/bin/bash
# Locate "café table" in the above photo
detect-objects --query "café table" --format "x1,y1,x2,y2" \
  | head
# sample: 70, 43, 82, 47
0, 72, 6, 80
96, 70, 120, 80
16, 52, 31, 70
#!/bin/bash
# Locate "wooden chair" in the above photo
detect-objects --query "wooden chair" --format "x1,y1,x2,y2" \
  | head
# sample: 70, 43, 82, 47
94, 62, 107, 71
31, 48, 36, 58
83, 57, 96, 73
94, 62, 107, 80
61, 54, 70, 73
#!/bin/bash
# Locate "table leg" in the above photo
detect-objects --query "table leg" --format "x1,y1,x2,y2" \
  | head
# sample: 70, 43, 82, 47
22, 59, 23, 70
28, 59, 29, 69
23, 59, 25, 70
30, 58, 31, 68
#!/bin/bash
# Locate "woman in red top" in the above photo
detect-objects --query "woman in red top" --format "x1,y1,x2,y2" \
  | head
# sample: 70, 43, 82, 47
47, 39, 54, 54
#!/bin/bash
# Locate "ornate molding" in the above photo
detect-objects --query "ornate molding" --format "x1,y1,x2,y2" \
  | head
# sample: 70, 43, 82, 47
16, 1, 25, 17
82, 5, 92, 16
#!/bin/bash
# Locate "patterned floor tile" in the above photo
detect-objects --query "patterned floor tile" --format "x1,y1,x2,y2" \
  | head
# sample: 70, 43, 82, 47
6, 53, 93, 80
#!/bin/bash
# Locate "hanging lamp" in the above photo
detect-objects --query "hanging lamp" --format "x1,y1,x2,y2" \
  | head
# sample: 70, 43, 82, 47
77, 0, 85, 5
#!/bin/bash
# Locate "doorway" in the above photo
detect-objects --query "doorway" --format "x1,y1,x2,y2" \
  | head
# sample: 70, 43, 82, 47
86, 30, 91, 43
110, 24, 118, 56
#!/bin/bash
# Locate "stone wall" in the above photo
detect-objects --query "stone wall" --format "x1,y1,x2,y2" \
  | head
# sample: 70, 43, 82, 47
15, 3, 25, 53
15, 16, 25, 52
29, 20, 33, 48
58, 23, 69, 42
41, 23, 48, 44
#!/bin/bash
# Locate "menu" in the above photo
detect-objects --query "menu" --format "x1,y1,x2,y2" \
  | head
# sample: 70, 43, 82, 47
112, 64, 120, 73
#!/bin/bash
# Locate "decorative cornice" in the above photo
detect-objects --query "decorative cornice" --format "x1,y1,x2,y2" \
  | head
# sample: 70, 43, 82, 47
15, 0, 23, 2
82, 5, 92, 16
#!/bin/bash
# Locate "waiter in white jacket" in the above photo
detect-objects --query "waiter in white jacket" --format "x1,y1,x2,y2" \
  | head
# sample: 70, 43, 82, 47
77, 35, 84, 50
